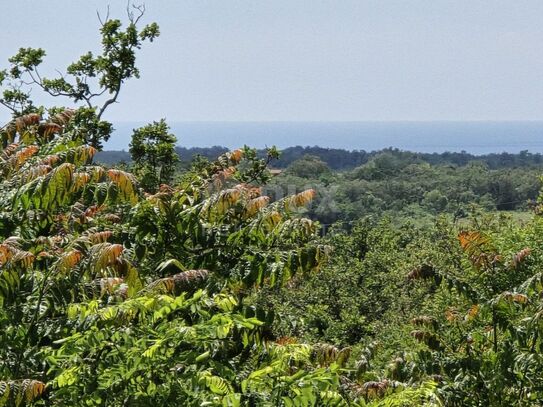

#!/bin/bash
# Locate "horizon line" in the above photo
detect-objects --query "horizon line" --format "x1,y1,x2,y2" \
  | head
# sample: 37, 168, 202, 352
111, 119, 543, 123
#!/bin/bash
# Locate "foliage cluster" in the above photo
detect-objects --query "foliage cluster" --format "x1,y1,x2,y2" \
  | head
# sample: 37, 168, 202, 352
267, 152, 542, 225
0, 111, 355, 406
264, 212, 543, 405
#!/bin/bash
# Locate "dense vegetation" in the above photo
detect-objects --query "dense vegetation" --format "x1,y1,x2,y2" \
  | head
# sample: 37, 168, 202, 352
98, 146, 543, 172
2, 8, 543, 407
99, 147, 543, 227
267, 152, 542, 225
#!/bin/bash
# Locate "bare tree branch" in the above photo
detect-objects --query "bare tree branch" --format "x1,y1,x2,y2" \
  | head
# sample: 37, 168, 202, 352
127, 1, 146, 24
97, 5, 110, 27
0, 99, 18, 114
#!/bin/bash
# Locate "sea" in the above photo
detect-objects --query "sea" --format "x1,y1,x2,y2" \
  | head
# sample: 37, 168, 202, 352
107, 121, 543, 154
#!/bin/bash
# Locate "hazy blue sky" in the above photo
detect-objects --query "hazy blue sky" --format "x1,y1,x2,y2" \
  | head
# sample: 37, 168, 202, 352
1, 1, 542, 122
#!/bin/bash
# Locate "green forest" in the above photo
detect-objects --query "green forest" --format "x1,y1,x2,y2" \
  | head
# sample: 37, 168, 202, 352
2, 10, 543, 407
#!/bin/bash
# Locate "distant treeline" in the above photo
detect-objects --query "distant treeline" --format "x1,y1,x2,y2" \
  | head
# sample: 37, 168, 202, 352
96, 146, 543, 170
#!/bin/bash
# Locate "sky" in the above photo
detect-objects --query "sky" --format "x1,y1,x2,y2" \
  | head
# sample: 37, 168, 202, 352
1, 0, 542, 123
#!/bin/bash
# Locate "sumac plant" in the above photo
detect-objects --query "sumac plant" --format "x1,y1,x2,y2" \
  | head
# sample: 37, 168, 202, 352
0, 112, 367, 406
406, 224, 543, 406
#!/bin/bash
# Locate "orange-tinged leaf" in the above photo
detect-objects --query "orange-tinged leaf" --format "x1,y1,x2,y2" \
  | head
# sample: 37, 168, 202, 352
107, 169, 138, 204
15, 113, 41, 133
285, 189, 316, 210
466, 304, 479, 321
513, 293, 528, 304
228, 149, 243, 164
87, 231, 112, 244
38, 122, 62, 138
55, 250, 82, 274
89, 243, 124, 274
15, 145, 39, 166
445, 307, 460, 323
245, 196, 269, 217
511, 248, 531, 268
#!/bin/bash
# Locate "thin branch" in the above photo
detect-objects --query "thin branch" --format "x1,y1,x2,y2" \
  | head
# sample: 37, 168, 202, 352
97, 84, 121, 121
0, 99, 18, 114
132, 4, 146, 25
97, 5, 111, 27
82, 94, 93, 109
89, 88, 108, 99
127, 2, 146, 25
25, 69, 77, 100
34, 67, 43, 83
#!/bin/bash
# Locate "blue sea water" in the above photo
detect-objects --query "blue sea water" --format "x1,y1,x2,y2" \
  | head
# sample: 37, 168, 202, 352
107, 121, 543, 154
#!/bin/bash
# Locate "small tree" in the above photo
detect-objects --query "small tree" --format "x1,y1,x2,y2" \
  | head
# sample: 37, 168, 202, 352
129, 119, 179, 192
0, 4, 159, 149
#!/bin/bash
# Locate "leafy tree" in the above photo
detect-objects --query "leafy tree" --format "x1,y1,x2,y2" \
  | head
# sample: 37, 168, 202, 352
129, 119, 179, 192
286, 155, 331, 179
423, 190, 448, 212
0, 4, 159, 149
